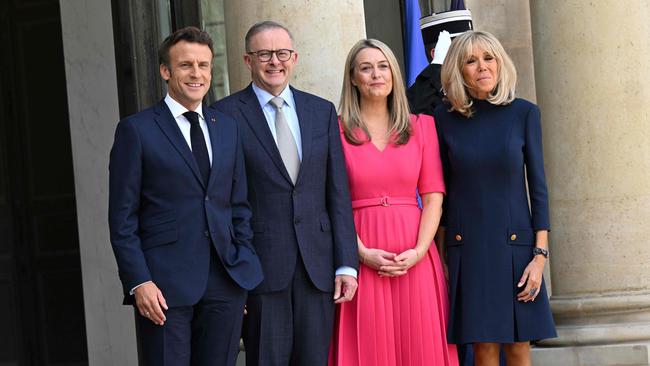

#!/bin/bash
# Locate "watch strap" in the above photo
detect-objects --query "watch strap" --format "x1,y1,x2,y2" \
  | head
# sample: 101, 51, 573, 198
533, 247, 549, 258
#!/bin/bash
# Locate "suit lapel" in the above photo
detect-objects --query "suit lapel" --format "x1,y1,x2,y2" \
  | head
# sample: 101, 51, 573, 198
238, 85, 293, 184
291, 87, 312, 185
153, 101, 206, 189
204, 106, 223, 190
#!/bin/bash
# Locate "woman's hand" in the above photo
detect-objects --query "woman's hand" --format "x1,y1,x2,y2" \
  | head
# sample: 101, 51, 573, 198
395, 248, 421, 269
517, 256, 546, 302
378, 248, 422, 277
360, 248, 397, 271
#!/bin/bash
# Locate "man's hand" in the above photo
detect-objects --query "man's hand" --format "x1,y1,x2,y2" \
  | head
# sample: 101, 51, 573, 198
333, 275, 358, 304
134, 282, 168, 325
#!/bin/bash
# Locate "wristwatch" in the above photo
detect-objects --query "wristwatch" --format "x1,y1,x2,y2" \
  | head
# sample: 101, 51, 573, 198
533, 247, 549, 259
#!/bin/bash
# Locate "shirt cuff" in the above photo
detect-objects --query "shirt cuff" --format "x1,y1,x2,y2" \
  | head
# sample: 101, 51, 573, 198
129, 280, 152, 295
335, 266, 357, 278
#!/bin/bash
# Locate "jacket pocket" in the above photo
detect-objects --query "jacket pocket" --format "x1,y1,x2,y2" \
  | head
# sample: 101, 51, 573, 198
141, 224, 178, 250
506, 228, 535, 246
140, 211, 176, 229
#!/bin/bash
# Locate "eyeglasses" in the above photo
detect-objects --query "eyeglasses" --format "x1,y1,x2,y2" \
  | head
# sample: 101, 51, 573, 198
247, 49, 295, 62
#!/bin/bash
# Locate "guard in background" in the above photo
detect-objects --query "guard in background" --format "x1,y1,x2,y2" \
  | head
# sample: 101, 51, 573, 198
406, 9, 473, 116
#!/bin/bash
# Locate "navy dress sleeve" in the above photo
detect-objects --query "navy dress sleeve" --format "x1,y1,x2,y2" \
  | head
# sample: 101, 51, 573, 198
523, 105, 550, 231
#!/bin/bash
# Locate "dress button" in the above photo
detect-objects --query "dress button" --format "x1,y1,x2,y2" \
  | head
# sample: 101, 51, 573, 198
510, 234, 517, 241
455, 234, 462, 241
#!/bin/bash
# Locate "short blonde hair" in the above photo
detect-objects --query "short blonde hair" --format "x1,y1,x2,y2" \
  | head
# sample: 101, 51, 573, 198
339, 39, 411, 145
441, 31, 516, 117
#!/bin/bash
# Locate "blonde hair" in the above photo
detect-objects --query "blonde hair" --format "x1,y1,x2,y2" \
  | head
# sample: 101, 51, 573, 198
441, 31, 516, 117
339, 39, 411, 145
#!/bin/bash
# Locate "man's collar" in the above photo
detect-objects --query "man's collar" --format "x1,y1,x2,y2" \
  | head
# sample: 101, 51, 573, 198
251, 83, 295, 109
164, 93, 204, 120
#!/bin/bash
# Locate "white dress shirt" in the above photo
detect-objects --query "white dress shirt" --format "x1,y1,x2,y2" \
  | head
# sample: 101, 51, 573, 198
164, 94, 213, 164
251, 83, 303, 161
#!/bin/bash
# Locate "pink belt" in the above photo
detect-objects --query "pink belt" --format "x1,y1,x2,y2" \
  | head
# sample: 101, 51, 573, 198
351, 196, 418, 209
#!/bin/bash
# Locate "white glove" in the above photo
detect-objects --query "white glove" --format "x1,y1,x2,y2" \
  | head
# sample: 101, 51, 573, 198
432, 30, 452, 65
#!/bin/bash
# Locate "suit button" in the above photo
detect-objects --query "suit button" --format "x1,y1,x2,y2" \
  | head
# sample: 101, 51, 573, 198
204, 230, 209, 237
510, 234, 517, 241
292, 190, 297, 197
205, 196, 210, 201
294, 217, 301, 225
455, 234, 462, 241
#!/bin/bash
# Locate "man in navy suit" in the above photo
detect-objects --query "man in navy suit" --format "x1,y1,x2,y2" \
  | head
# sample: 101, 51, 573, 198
109, 26, 262, 366
212, 21, 358, 366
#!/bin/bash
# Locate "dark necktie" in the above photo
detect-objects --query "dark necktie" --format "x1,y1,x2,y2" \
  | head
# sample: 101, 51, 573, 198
183, 111, 210, 185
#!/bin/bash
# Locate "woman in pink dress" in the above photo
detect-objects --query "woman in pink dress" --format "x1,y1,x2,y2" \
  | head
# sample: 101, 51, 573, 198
329, 39, 458, 366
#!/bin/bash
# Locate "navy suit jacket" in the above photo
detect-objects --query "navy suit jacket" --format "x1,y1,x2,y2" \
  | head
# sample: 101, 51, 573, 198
108, 100, 263, 307
211, 85, 358, 293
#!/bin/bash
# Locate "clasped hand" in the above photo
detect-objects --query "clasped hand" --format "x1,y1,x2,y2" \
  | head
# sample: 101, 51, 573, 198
362, 248, 420, 277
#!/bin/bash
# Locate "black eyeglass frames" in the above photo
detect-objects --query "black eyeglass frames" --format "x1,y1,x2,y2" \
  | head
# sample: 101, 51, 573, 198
247, 49, 295, 62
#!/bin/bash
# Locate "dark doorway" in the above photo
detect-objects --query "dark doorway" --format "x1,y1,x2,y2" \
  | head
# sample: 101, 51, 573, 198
0, 0, 88, 365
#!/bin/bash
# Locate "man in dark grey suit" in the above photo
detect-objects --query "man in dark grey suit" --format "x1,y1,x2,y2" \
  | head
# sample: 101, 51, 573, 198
212, 21, 358, 366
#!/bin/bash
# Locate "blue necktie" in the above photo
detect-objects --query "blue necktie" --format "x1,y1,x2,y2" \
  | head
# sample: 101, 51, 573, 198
183, 111, 210, 185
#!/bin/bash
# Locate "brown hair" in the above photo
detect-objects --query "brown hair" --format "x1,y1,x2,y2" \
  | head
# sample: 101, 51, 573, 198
158, 26, 214, 67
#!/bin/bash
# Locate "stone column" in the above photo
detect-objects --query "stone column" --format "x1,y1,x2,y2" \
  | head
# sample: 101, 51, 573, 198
222, 0, 367, 105
530, 1, 650, 364
59, 0, 138, 365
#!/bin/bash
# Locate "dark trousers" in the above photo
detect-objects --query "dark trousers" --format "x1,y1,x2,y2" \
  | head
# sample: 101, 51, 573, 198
137, 248, 246, 366
244, 257, 334, 366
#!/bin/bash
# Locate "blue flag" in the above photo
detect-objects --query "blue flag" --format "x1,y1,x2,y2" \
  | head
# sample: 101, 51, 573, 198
404, 0, 428, 87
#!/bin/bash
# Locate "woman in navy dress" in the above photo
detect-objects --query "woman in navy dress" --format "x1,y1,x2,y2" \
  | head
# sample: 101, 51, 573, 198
434, 31, 556, 365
